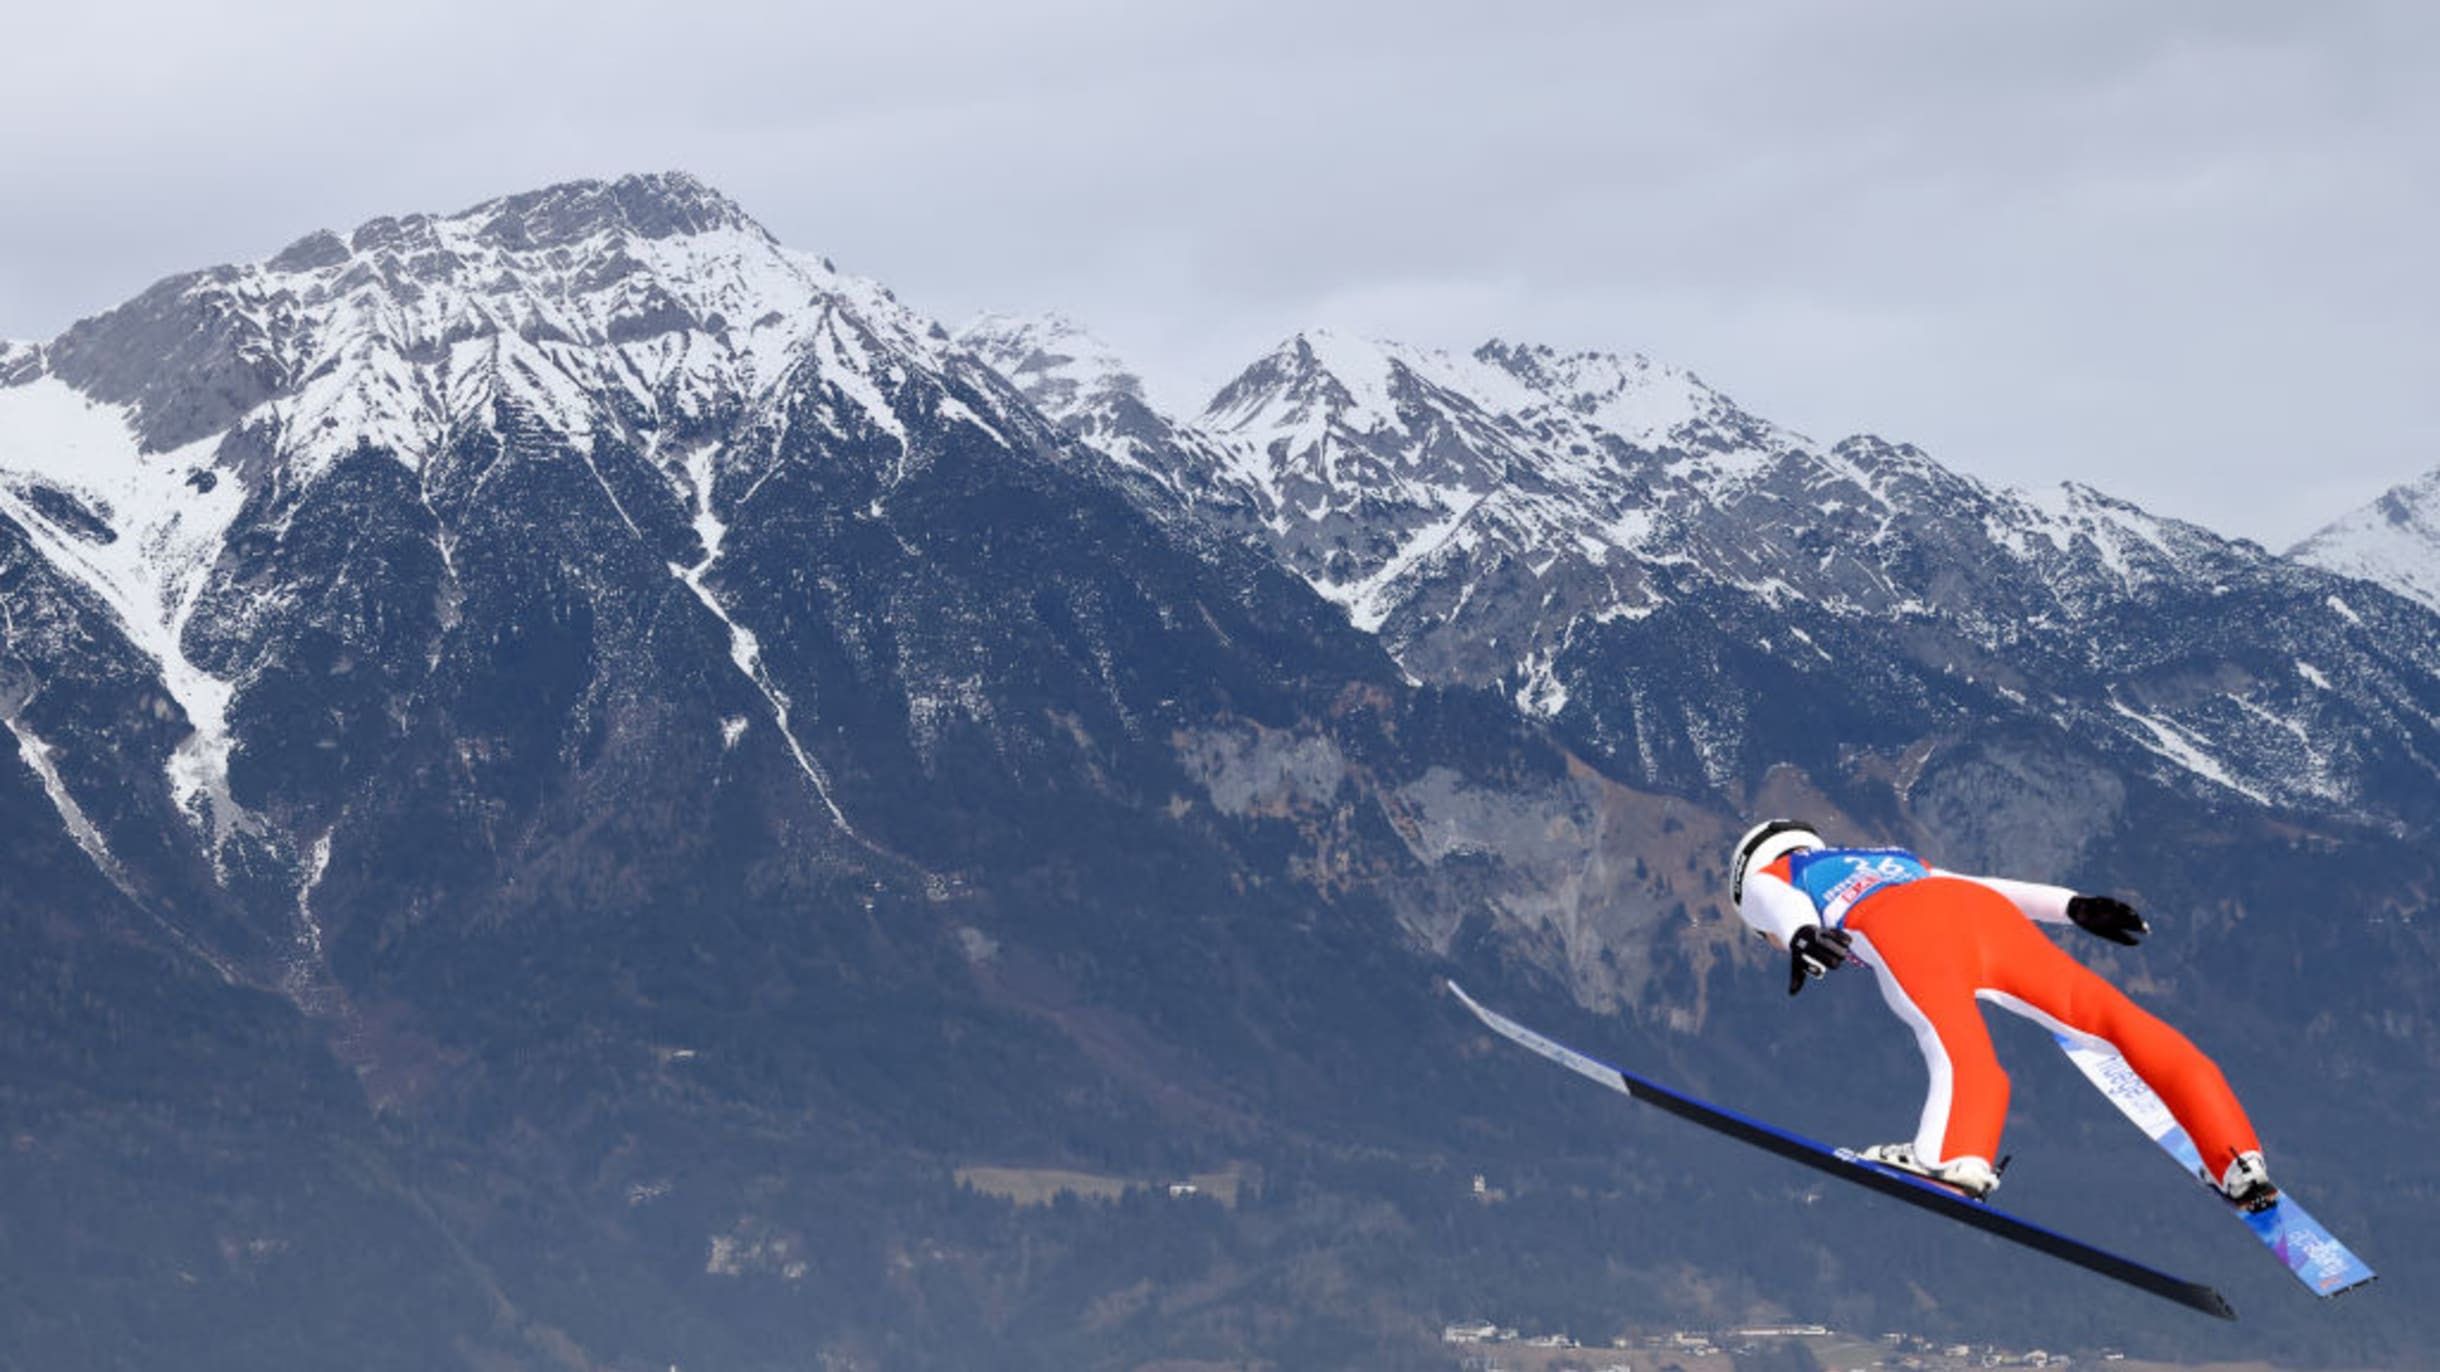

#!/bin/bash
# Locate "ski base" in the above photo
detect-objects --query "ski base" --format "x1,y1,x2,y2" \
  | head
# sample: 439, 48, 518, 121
2056, 1036, 2375, 1299
1449, 981, 2237, 1320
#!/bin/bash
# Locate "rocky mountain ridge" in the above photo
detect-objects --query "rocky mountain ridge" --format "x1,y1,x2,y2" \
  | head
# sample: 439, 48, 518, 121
964, 313, 2440, 838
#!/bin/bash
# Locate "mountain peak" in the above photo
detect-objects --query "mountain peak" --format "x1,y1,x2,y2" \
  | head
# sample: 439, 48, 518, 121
1474, 336, 1660, 382
1468, 338, 1764, 453
1201, 328, 1778, 462
957, 312, 1145, 422
2292, 464, 2440, 612
29, 170, 970, 481
306, 173, 763, 265
1201, 329, 1465, 441
462, 171, 762, 249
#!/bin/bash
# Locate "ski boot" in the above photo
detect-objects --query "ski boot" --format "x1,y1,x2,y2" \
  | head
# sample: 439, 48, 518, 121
2216, 1150, 2280, 1212
1861, 1142, 1999, 1200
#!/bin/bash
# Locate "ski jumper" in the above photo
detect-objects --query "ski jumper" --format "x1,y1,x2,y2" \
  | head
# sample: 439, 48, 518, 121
1737, 847, 2261, 1174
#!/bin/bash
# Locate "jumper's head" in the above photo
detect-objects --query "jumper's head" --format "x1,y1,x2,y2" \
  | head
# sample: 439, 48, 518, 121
1730, 818, 1823, 903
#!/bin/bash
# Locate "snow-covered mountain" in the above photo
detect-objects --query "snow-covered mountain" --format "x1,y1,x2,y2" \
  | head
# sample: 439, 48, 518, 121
968, 315, 2440, 837
0, 174, 1565, 1364
9, 174, 2440, 1367
2291, 465, 2440, 613
0, 174, 1063, 945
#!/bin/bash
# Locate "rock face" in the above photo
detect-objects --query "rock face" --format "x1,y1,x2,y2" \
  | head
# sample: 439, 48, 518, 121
2, 178, 2436, 1368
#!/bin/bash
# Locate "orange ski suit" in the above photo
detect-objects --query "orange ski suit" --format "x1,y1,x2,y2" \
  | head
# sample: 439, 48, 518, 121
1740, 848, 2261, 1174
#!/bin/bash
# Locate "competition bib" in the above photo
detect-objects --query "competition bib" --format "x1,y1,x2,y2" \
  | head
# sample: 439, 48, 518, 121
1788, 848, 1928, 926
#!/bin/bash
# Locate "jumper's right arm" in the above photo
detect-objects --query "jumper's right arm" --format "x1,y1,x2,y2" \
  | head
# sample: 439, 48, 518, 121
1739, 871, 1853, 992
1737, 870, 1822, 947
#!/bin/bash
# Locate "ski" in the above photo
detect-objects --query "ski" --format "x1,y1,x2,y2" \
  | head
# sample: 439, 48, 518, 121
1448, 980, 2238, 1320
2054, 1035, 2376, 1299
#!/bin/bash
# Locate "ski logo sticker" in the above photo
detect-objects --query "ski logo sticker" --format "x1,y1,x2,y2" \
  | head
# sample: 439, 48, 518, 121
2273, 1227, 2356, 1294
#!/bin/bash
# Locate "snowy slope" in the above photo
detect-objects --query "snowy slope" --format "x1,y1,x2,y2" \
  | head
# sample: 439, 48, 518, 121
0, 380, 250, 839
956, 313, 1269, 526
958, 312, 1140, 424
2291, 466, 2440, 613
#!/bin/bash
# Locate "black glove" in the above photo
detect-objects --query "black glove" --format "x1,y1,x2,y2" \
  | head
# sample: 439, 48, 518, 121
2067, 895, 2148, 946
1787, 924, 1853, 995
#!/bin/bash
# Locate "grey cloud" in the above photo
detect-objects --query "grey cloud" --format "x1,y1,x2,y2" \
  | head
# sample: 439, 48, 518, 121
3, 0, 2434, 544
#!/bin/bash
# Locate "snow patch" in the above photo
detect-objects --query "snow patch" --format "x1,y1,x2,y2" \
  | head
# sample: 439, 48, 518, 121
1314, 486, 1485, 633
2108, 700, 2270, 804
2, 713, 130, 893
1787, 624, 1833, 661
284, 830, 337, 1009
812, 309, 909, 451
668, 441, 858, 836
0, 379, 254, 853
1513, 651, 1569, 719
1294, 330, 1406, 437
1590, 599, 1660, 623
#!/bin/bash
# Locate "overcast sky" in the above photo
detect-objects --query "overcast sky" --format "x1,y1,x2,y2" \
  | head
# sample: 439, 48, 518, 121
5, 1, 2432, 546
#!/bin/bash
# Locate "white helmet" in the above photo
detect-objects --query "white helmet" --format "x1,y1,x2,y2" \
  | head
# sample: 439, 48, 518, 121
1731, 818, 1824, 903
